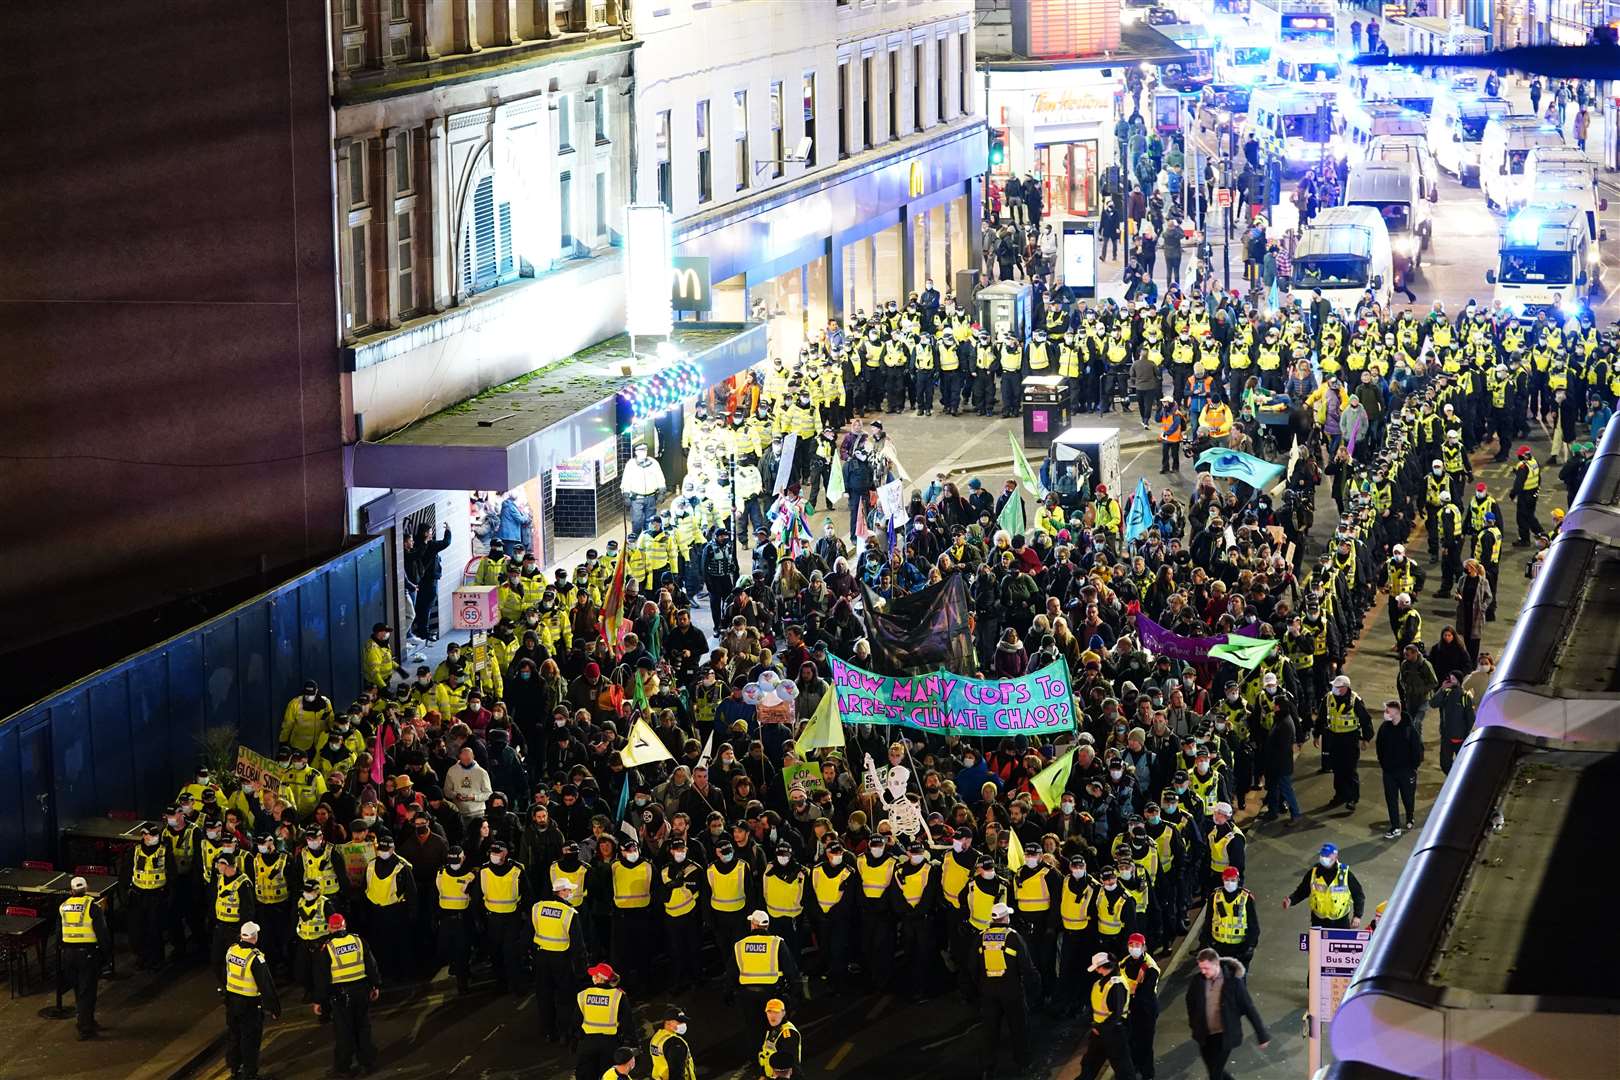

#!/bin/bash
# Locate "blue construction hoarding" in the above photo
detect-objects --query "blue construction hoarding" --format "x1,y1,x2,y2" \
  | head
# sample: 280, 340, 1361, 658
0, 538, 388, 866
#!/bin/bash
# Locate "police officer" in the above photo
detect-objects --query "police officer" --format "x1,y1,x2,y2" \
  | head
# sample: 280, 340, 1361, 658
855, 832, 898, 991
659, 837, 705, 992
576, 963, 632, 1080
362, 832, 415, 980
533, 877, 587, 1044
1318, 675, 1374, 812
977, 903, 1038, 1078
58, 876, 109, 1040
291, 879, 332, 1001
1077, 952, 1137, 1080
1282, 843, 1367, 929
648, 1007, 696, 1080
609, 836, 655, 990
223, 921, 280, 1080
758, 998, 802, 1080
125, 823, 170, 970
435, 845, 478, 994
313, 913, 380, 1076
293, 824, 344, 916
1058, 853, 1098, 1009
479, 839, 526, 993
762, 841, 809, 970
807, 840, 855, 988
1011, 842, 1059, 1006
1510, 444, 1545, 545
604, 1046, 638, 1079
730, 910, 800, 1042
892, 838, 939, 1000
1202, 867, 1261, 973
212, 855, 256, 988
250, 833, 291, 971
1121, 933, 1161, 1080
1204, 802, 1245, 899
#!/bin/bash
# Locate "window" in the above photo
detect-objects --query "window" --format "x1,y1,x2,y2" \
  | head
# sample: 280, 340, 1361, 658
348, 139, 368, 207
836, 62, 849, 158
697, 99, 712, 203
595, 170, 608, 238
593, 88, 607, 143
769, 82, 784, 179
888, 50, 899, 140
937, 37, 946, 121
913, 43, 924, 132
343, 42, 364, 69
802, 74, 817, 168
733, 90, 750, 192
396, 211, 414, 314
393, 132, 412, 195
559, 171, 573, 250
390, 0, 406, 17
557, 94, 573, 152
655, 109, 672, 209
462, 175, 517, 295
342, 0, 361, 28
861, 55, 873, 149
389, 34, 409, 59
960, 33, 971, 114
349, 224, 369, 327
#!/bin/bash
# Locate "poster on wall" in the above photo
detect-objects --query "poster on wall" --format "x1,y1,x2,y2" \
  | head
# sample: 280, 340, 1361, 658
555, 458, 595, 490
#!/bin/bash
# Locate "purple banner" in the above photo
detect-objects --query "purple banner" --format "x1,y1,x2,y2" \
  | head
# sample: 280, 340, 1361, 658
1133, 614, 1261, 664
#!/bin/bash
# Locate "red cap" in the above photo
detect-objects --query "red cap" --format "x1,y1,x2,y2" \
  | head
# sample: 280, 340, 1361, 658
587, 963, 617, 981
327, 913, 346, 930
1127, 933, 1147, 947
1475, 483, 1487, 493
1222, 867, 1241, 880
1518, 445, 1531, 456
1096, 484, 1108, 495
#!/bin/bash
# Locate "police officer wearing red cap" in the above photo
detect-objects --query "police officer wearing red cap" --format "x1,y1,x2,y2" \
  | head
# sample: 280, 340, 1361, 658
1202, 867, 1261, 973
1122, 932, 1161, 1080
1510, 444, 1544, 544
313, 912, 380, 1075
576, 962, 632, 1080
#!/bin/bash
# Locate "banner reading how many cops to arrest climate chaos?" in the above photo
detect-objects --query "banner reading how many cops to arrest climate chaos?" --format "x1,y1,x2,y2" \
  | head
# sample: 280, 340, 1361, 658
828, 654, 1076, 735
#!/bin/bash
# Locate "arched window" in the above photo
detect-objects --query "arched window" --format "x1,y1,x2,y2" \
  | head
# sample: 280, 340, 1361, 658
460, 174, 517, 297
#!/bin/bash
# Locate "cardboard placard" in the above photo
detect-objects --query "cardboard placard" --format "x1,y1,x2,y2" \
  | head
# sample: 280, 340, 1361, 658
235, 746, 284, 794
338, 840, 376, 888
782, 762, 826, 795
757, 699, 796, 725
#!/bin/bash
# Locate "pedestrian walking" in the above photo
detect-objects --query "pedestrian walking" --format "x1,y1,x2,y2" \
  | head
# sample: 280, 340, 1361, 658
1185, 949, 1271, 1080
223, 922, 280, 1080
1375, 700, 1422, 839
1317, 675, 1373, 812
1076, 952, 1137, 1080
313, 913, 381, 1077
1431, 670, 1477, 774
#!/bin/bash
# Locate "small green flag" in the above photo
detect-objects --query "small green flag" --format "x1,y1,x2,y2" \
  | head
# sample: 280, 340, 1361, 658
632, 670, 649, 712
1209, 636, 1279, 670
997, 490, 1026, 538
1009, 432, 1047, 499
797, 688, 846, 751
827, 453, 846, 506
1029, 747, 1077, 813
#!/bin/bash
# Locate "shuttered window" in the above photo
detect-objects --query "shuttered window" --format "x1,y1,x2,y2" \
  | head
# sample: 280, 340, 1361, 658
461, 175, 517, 297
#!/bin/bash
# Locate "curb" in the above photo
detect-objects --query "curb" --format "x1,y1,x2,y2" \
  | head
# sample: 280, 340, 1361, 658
948, 435, 1160, 478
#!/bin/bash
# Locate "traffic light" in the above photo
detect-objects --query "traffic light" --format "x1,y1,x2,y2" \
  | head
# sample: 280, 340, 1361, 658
989, 130, 1006, 168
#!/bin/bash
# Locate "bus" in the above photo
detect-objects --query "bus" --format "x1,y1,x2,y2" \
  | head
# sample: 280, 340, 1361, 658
1271, 1, 1341, 84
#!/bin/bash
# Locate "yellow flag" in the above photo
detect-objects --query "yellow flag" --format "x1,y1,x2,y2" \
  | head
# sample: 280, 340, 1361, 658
1007, 826, 1023, 873
620, 717, 675, 767
797, 688, 846, 751
1029, 747, 1077, 814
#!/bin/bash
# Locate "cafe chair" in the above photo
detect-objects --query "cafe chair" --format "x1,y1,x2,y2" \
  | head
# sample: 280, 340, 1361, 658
1, 906, 44, 997
20, 860, 53, 871
73, 865, 110, 878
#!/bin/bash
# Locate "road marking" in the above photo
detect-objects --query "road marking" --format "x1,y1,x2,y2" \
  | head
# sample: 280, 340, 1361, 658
1122, 445, 1151, 479
826, 1040, 856, 1070
483, 1022, 504, 1042
923, 420, 1008, 483
449, 1053, 473, 1074
864, 993, 892, 1021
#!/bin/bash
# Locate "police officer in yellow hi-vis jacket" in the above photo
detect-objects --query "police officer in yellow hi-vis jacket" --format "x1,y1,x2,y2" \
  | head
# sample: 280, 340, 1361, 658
649, 1006, 696, 1080
223, 921, 280, 1080
1077, 952, 1138, 1080
759, 998, 802, 1080
977, 901, 1038, 1075
729, 910, 801, 1045
313, 913, 380, 1076
58, 876, 110, 1040
533, 877, 587, 1045
576, 962, 633, 1080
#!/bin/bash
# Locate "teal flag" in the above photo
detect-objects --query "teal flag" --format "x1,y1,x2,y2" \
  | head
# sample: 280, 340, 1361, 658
1197, 447, 1285, 490
1124, 478, 1153, 543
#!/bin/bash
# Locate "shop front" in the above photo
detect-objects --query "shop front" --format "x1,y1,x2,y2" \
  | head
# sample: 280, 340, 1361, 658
986, 66, 1124, 224
673, 121, 986, 351
346, 322, 766, 639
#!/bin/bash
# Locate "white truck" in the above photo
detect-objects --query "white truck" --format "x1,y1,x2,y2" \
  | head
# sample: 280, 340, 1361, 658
1485, 202, 1599, 323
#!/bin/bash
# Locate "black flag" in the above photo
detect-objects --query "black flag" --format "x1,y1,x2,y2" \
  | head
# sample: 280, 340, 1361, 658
858, 575, 976, 677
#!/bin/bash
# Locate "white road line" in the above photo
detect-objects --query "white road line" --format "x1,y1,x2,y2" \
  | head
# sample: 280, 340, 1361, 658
864, 992, 892, 1021
922, 420, 1009, 483
449, 1053, 473, 1074
482, 1022, 504, 1042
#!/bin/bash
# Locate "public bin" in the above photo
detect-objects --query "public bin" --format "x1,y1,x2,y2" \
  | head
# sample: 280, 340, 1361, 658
1022, 376, 1068, 450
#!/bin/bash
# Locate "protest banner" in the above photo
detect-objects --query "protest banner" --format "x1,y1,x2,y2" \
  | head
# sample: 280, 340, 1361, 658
782, 762, 826, 795
234, 746, 283, 794
757, 699, 796, 725
338, 840, 376, 887
828, 654, 1076, 735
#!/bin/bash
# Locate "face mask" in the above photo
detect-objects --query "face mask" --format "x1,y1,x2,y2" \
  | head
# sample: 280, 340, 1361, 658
908, 853, 925, 866
377, 849, 393, 861
1319, 857, 1334, 869
1129, 945, 1144, 959
362, 814, 378, 826
1109, 769, 1122, 781
624, 851, 639, 864
1025, 856, 1039, 869
307, 838, 323, 851
869, 845, 885, 858
673, 851, 687, 863
720, 851, 734, 863
634, 797, 648, 807
1223, 880, 1239, 893
167, 817, 181, 828
675, 1022, 688, 1035
144, 836, 159, 848
953, 838, 969, 852
1060, 800, 1075, 813
776, 854, 791, 866
1103, 882, 1117, 892
827, 854, 842, 866
206, 828, 222, 841
1196, 762, 1209, 774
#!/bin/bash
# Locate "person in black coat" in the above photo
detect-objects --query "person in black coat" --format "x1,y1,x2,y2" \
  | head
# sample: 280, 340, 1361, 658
1374, 699, 1423, 838
1185, 950, 1270, 1080
1257, 693, 1301, 824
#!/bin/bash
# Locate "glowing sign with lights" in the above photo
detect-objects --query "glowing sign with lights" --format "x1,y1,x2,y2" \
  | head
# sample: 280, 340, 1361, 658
621, 359, 704, 431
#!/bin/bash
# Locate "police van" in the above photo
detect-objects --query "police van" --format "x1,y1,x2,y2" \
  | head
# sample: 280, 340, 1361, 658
1291, 205, 1393, 314
1427, 92, 1510, 185
1243, 84, 1337, 174
1524, 146, 1608, 242
1345, 161, 1431, 285
1485, 202, 1598, 322
1480, 115, 1567, 213
1335, 98, 1427, 162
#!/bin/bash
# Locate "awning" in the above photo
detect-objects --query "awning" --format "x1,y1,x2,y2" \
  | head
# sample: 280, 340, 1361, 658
350, 322, 766, 492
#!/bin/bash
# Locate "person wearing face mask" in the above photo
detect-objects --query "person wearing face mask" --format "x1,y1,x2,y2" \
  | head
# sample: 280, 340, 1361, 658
1318, 675, 1373, 813
1056, 854, 1098, 1006
706, 839, 752, 956
290, 824, 344, 918
1375, 698, 1422, 839
123, 823, 171, 970
808, 841, 855, 988
433, 845, 478, 995
1121, 932, 1161, 1080
1201, 866, 1260, 976
280, 680, 336, 755
762, 842, 808, 969
479, 840, 528, 993
1091, 865, 1137, 963
977, 901, 1039, 1075
855, 833, 899, 992
250, 833, 291, 972
362, 833, 416, 981
657, 837, 705, 993
961, 852, 1012, 1002
291, 879, 333, 1001
1076, 950, 1137, 1080
1282, 843, 1366, 929
891, 839, 939, 1001
210, 856, 256, 989
1204, 802, 1246, 899
648, 1006, 696, 1080
608, 837, 655, 992
529, 874, 587, 1044
281, 748, 327, 820
362, 622, 405, 694
1009, 841, 1059, 1006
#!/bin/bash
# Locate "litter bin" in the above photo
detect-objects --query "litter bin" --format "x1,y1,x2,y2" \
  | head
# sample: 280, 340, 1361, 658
1021, 376, 1068, 450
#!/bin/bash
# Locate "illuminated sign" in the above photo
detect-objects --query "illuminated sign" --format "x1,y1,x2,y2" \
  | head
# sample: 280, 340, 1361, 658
1282, 15, 1331, 28
624, 204, 673, 337
1029, 89, 1116, 125
671, 256, 710, 311
908, 161, 926, 198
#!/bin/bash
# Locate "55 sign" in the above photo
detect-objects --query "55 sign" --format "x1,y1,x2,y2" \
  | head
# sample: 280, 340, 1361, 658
671, 257, 710, 312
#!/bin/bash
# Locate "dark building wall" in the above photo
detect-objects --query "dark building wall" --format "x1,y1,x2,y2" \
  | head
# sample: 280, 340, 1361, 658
0, 2, 346, 660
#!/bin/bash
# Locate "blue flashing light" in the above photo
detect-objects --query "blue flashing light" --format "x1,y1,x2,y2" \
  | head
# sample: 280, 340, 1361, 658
1505, 211, 1543, 247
